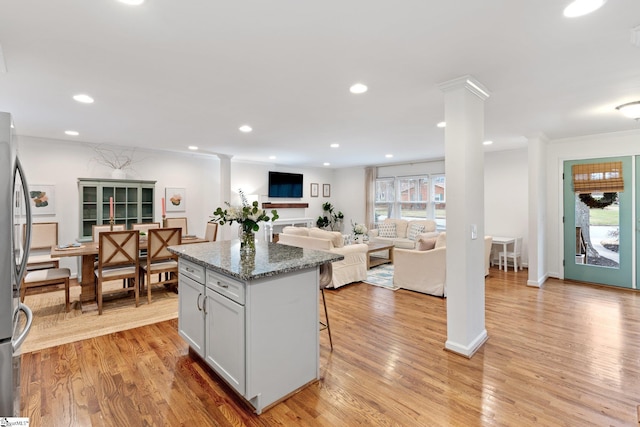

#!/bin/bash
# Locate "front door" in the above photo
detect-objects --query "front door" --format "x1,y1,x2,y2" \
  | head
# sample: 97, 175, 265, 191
563, 156, 633, 288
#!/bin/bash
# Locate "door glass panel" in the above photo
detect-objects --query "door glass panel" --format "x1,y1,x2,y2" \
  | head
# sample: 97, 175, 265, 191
564, 156, 632, 289
574, 192, 619, 268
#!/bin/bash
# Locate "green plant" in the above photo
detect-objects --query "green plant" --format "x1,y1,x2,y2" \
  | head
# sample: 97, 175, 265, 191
317, 203, 344, 231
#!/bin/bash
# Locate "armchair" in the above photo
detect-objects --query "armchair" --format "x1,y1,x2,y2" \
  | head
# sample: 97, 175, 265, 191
393, 247, 446, 297
277, 226, 367, 288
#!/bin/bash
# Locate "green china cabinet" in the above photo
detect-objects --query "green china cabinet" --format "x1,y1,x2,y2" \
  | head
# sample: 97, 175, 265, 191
78, 178, 156, 241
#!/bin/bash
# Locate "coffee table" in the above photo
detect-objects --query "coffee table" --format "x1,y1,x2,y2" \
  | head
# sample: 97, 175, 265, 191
366, 242, 394, 269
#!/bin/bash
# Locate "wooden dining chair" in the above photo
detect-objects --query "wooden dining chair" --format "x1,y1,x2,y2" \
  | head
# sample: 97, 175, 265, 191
131, 222, 161, 234
204, 222, 218, 242
164, 217, 188, 236
92, 224, 125, 242
25, 222, 60, 271
141, 227, 182, 303
94, 230, 140, 315
22, 267, 72, 312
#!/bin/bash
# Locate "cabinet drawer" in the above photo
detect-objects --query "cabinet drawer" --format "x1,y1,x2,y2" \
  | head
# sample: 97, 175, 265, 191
206, 270, 245, 305
179, 259, 205, 284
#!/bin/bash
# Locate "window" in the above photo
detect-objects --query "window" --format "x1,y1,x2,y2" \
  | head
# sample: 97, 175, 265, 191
374, 178, 394, 222
398, 177, 429, 220
374, 175, 446, 229
432, 175, 446, 229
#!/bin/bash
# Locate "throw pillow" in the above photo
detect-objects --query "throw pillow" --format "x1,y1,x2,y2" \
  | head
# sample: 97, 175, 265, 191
417, 236, 437, 251
378, 222, 397, 238
407, 223, 426, 241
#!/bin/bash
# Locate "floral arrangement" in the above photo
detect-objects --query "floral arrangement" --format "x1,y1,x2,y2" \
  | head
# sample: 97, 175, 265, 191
211, 189, 279, 233
352, 220, 368, 236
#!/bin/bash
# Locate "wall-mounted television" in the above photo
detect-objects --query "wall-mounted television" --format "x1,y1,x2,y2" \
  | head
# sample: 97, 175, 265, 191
268, 171, 303, 198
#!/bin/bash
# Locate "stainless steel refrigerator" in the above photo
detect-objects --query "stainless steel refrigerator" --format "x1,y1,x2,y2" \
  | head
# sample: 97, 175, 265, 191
0, 111, 33, 416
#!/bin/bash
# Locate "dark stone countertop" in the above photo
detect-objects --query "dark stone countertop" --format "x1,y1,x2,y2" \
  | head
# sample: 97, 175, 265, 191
167, 240, 343, 281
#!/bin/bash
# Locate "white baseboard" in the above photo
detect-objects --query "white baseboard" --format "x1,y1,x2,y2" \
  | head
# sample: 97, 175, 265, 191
445, 329, 488, 358
527, 274, 548, 288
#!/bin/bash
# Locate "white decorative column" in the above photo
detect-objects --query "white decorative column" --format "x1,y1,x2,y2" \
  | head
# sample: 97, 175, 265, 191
217, 154, 233, 241
527, 133, 548, 287
438, 75, 490, 358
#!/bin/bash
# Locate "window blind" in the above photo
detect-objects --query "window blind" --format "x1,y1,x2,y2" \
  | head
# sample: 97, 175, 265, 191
571, 161, 624, 193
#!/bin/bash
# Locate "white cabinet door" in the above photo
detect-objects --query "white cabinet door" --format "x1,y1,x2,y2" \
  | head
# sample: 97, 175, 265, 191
205, 289, 245, 396
178, 274, 205, 357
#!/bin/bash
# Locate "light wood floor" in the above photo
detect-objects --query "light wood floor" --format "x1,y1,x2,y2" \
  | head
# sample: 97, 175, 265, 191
20, 268, 640, 426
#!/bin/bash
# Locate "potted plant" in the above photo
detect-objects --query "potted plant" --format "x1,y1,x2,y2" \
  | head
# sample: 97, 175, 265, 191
316, 202, 344, 231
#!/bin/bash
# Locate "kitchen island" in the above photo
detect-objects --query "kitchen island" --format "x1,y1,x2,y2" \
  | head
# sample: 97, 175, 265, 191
167, 240, 343, 414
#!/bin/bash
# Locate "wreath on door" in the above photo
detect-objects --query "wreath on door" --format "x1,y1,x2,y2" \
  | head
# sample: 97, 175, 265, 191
578, 192, 618, 209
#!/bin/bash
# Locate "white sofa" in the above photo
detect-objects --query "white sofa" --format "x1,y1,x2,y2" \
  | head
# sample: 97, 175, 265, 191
368, 219, 438, 249
392, 234, 493, 297
277, 226, 368, 289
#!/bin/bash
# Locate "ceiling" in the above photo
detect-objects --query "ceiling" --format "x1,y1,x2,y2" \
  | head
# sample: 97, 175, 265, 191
1, 0, 640, 169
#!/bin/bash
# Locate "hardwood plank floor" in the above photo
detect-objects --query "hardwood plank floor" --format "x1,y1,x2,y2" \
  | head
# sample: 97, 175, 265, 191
20, 268, 640, 426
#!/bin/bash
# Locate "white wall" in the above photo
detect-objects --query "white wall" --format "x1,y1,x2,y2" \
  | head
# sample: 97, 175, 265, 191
334, 167, 366, 233
545, 130, 640, 278
18, 135, 341, 277
18, 136, 219, 276
229, 162, 336, 239
484, 148, 529, 264
25, 128, 639, 281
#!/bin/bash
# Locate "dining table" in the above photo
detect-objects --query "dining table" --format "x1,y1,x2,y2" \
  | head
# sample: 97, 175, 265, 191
51, 235, 208, 312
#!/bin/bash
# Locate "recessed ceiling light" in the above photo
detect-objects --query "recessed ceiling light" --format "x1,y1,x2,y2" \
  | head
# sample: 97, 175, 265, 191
349, 83, 368, 94
437, 121, 446, 128
188, 145, 198, 150
239, 125, 252, 133
330, 143, 340, 148
118, 0, 144, 4
73, 94, 94, 104
65, 130, 79, 136
323, 162, 331, 166
269, 155, 276, 160
563, 0, 606, 18
385, 154, 393, 158
483, 140, 493, 146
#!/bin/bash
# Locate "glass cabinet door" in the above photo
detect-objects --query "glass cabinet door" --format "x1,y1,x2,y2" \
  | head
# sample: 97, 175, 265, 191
78, 179, 156, 240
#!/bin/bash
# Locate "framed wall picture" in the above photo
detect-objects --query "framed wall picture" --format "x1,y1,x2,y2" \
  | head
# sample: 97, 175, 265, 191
323, 184, 331, 198
310, 183, 319, 197
165, 187, 186, 212
29, 184, 56, 215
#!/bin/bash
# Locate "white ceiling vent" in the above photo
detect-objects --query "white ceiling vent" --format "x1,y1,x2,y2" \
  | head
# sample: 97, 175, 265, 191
0, 42, 6, 73
632, 25, 640, 48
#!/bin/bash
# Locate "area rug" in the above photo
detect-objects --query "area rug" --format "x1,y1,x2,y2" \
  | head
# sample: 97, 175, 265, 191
20, 280, 178, 354
364, 264, 399, 290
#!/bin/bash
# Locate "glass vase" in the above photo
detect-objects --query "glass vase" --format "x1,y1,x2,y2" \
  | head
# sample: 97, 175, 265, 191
240, 229, 256, 255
